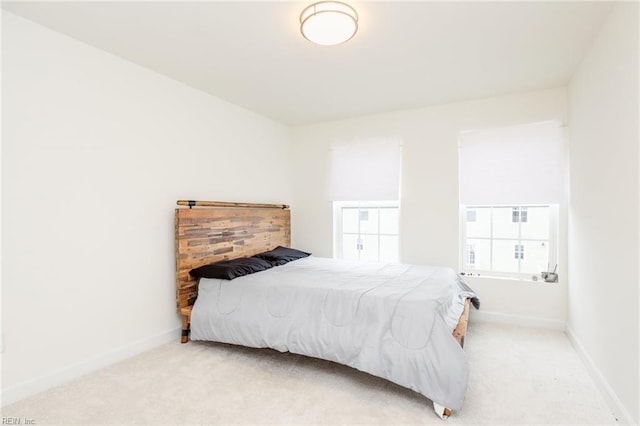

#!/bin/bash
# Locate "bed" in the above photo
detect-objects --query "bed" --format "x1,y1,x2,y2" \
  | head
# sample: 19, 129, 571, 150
175, 200, 479, 419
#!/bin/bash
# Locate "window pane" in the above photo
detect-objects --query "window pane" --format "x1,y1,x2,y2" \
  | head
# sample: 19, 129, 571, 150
379, 208, 399, 235
342, 234, 359, 261
342, 208, 359, 233
521, 240, 549, 275
466, 207, 491, 238
465, 238, 491, 271
336, 203, 399, 263
492, 239, 520, 273
359, 208, 379, 235
359, 234, 379, 261
521, 207, 550, 240
493, 207, 519, 239
379, 235, 399, 263
466, 210, 477, 222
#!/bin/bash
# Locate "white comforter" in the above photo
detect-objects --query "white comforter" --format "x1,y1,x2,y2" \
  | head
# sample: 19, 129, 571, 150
191, 256, 476, 411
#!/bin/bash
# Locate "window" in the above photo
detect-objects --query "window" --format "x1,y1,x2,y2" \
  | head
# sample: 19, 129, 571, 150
458, 121, 564, 281
334, 201, 399, 263
461, 205, 557, 279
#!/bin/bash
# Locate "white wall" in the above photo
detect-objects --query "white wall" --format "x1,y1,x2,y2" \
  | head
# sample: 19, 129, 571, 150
290, 88, 568, 325
1, 12, 292, 403
567, 3, 639, 424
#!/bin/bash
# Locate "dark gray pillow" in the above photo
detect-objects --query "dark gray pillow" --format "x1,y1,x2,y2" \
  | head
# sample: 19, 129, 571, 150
190, 257, 273, 280
253, 246, 311, 266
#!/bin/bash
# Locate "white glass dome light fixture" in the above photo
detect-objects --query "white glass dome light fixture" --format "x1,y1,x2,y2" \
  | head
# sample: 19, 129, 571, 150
300, 1, 358, 46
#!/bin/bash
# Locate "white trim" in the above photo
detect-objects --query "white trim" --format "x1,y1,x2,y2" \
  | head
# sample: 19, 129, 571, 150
470, 309, 566, 331
1, 327, 181, 406
566, 325, 636, 425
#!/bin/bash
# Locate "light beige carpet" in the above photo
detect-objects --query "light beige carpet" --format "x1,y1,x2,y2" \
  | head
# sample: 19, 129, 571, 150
1, 322, 618, 425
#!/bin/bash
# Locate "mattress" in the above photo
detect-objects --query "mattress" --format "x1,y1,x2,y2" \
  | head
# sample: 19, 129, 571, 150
191, 256, 477, 411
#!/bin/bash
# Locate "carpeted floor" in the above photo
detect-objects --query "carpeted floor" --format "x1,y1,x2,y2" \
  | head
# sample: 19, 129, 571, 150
1, 322, 618, 425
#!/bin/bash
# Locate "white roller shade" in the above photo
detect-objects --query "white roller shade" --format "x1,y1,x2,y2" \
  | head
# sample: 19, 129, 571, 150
329, 139, 402, 201
459, 121, 564, 205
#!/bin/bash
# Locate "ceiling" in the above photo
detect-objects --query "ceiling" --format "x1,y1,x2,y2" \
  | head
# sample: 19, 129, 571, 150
2, 1, 613, 126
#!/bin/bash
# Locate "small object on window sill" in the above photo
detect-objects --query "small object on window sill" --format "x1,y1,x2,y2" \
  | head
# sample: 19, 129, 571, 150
462, 272, 481, 277
541, 264, 558, 283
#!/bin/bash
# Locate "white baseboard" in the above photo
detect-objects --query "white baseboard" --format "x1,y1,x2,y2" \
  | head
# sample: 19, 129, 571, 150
566, 325, 636, 425
470, 309, 566, 331
1, 327, 181, 406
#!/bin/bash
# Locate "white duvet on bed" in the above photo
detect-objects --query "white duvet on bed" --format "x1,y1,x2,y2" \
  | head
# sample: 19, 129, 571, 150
191, 256, 476, 411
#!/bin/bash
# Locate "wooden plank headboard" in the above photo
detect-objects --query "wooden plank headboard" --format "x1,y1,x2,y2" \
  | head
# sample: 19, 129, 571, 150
174, 200, 291, 312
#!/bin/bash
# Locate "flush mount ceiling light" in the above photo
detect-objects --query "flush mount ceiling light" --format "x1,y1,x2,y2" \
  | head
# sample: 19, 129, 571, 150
300, 1, 358, 46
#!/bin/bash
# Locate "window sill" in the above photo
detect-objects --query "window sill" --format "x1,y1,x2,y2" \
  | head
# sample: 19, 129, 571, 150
461, 273, 558, 284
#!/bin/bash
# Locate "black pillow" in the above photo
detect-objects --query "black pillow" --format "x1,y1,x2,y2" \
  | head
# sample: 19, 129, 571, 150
253, 246, 311, 266
190, 257, 273, 280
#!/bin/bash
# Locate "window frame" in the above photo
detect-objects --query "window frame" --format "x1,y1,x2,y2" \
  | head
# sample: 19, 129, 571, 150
460, 204, 558, 281
333, 200, 400, 262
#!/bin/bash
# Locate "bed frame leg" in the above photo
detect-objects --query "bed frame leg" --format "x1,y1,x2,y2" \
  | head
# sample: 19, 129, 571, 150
433, 402, 451, 420
181, 314, 190, 344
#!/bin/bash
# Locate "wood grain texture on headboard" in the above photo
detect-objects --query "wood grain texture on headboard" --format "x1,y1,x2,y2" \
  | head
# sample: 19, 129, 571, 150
175, 203, 290, 312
